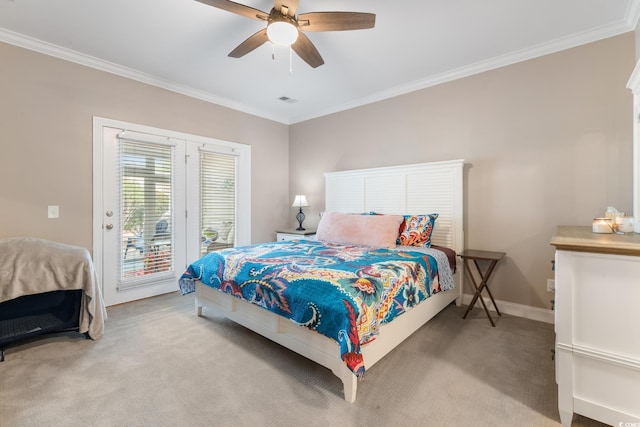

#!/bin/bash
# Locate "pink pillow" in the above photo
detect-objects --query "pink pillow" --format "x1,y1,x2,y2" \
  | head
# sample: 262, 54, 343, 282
316, 212, 404, 248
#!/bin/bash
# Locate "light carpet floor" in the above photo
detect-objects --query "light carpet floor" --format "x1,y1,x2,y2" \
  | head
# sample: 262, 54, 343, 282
0, 291, 607, 427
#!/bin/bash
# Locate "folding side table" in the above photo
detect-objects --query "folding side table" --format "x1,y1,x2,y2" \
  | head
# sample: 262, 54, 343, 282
458, 249, 506, 327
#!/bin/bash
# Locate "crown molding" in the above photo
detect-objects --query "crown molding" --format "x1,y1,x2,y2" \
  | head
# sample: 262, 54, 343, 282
626, 0, 640, 29
1, 4, 638, 127
289, 16, 637, 123
0, 28, 288, 124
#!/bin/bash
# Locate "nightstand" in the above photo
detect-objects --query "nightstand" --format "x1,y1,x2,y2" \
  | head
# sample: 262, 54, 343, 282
276, 229, 316, 242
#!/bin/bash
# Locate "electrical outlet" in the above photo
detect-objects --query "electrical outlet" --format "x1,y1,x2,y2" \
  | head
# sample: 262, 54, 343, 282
547, 278, 555, 293
47, 205, 59, 219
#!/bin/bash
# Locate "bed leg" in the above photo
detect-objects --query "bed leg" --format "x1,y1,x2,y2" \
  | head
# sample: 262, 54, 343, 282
342, 375, 357, 403
1, 346, 5, 362
195, 298, 203, 317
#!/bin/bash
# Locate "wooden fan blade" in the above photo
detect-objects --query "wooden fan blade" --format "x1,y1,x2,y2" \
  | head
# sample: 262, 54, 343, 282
291, 32, 324, 68
196, 0, 268, 21
297, 12, 376, 32
228, 28, 269, 58
274, 0, 299, 17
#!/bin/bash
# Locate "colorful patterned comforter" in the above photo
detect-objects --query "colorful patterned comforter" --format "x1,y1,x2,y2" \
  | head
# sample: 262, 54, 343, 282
179, 240, 454, 377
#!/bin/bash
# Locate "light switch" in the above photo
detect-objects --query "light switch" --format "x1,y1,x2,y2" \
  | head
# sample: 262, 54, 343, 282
47, 205, 59, 219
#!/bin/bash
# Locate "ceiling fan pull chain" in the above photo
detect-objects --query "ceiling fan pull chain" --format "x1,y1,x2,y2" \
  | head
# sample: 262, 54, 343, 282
272, 44, 276, 61
289, 46, 293, 74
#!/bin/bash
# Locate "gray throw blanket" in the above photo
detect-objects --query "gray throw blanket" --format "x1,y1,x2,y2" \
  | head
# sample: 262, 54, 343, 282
0, 237, 107, 340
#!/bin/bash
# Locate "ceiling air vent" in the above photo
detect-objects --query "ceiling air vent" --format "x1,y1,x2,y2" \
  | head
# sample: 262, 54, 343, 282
278, 96, 298, 104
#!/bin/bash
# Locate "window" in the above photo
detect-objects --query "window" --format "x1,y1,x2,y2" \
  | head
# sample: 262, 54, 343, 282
200, 150, 237, 256
119, 138, 175, 285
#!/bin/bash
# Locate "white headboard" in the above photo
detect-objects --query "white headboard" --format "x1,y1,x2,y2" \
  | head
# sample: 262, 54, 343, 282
324, 159, 464, 254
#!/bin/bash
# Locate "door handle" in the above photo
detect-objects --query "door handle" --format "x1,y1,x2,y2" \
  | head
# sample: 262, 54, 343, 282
105, 223, 113, 230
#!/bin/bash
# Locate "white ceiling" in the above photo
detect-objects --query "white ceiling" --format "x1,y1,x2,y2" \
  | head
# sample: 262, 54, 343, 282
1, 0, 638, 124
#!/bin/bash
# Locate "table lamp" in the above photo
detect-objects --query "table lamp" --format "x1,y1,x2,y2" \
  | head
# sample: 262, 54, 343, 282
292, 195, 309, 231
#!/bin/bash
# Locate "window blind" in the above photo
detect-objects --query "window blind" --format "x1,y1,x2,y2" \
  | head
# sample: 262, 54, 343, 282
118, 138, 175, 285
200, 151, 236, 256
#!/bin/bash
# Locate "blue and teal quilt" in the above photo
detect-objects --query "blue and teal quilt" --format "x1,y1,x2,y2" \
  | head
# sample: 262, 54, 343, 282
179, 240, 454, 377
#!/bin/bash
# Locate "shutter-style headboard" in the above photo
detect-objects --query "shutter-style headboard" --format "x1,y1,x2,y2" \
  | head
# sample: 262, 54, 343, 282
324, 159, 464, 254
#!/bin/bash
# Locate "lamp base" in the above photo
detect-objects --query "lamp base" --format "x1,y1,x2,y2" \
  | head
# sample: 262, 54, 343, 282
296, 208, 306, 231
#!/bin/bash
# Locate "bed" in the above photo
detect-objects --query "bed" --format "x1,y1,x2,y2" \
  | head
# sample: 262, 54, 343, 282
179, 159, 464, 402
0, 237, 107, 360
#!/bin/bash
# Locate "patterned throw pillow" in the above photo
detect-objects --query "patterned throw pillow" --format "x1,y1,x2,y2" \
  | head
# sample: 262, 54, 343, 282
396, 213, 438, 247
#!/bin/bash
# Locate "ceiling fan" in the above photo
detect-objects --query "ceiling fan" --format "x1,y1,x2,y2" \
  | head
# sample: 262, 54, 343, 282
196, 0, 376, 68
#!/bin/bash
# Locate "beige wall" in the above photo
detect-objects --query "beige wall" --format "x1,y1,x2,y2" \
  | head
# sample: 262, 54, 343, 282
289, 33, 635, 309
0, 41, 290, 249
1, 33, 635, 311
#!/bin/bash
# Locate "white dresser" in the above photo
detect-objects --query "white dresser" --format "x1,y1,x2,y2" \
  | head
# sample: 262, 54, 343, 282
551, 226, 640, 426
276, 229, 316, 242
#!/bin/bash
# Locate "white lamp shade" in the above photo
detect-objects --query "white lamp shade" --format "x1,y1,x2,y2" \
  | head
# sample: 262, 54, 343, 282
292, 195, 309, 208
267, 21, 299, 46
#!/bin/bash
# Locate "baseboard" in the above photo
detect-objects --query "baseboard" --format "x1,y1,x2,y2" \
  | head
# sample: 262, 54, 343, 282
461, 293, 554, 324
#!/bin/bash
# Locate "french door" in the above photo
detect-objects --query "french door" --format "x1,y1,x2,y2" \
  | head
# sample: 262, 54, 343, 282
93, 118, 250, 306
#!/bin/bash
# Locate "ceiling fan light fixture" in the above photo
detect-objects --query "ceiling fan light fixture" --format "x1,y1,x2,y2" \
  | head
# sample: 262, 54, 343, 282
198, 0, 375, 68
267, 21, 298, 46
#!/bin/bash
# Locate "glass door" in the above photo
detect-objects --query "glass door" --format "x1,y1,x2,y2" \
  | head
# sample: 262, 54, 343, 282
100, 129, 186, 306
94, 117, 251, 307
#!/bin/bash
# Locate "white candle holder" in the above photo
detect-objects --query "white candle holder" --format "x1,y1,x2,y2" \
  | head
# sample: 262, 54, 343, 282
592, 218, 615, 234
615, 216, 635, 234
